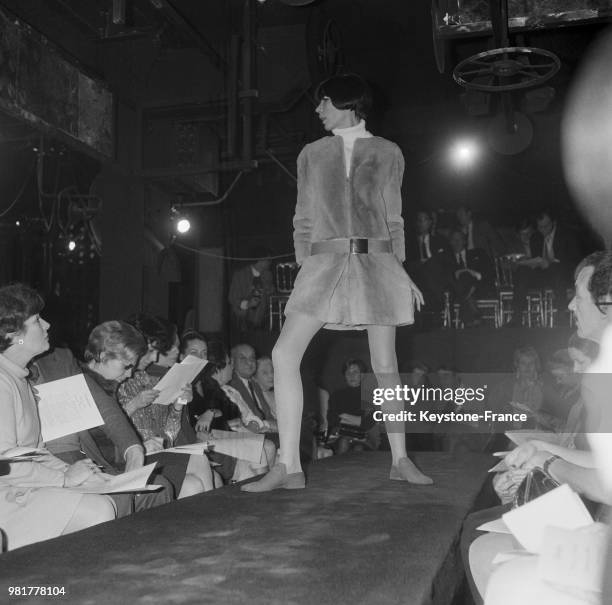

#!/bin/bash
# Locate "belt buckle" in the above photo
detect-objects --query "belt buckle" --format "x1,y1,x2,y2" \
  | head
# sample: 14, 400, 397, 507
350, 238, 368, 254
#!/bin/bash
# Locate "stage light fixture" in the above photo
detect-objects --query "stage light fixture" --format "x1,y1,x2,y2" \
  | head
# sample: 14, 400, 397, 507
170, 206, 191, 236
176, 217, 191, 234
67, 240, 76, 251
449, 139, 480, 169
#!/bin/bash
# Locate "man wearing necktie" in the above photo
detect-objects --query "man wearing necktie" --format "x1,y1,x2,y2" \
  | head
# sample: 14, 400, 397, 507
445, 230, 493, 326
405, 211, 449, 316
229, 344, 278, 433
509, 211, 580, 326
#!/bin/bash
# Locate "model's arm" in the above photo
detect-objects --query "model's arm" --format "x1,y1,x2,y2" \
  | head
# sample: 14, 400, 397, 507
293, 147, 313, 265
382, 146, 406, 262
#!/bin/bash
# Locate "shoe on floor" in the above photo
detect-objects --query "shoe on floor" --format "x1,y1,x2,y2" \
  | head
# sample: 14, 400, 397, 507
389, 457, 433, 485
240, 463, 305, 492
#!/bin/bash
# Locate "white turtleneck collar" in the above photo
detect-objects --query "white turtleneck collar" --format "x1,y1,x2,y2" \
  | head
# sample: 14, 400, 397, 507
332, 120, 372, 177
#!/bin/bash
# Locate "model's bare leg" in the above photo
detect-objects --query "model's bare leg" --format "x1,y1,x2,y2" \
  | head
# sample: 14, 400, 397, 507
367, 325, 433, 485
241, 312, 324, 492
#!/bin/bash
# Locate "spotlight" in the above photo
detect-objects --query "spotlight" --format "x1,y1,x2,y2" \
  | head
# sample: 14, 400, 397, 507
67, 240, 76, 251
449, 139, 480, 169
176, 217, 191, 234
170, 206, 191, 235
15, 220, 20, 227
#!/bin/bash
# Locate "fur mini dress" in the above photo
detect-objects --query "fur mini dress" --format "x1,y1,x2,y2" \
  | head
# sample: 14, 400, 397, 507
284, 133, 416, 330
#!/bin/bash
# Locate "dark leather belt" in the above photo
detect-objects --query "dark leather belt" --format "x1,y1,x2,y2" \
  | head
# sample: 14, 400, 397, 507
310, 238, 393, 255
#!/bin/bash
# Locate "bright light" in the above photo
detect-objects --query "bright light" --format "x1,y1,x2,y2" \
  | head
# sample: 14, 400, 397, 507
176, 218, 191, 234
68, 240, 76, 251
15, 220, 20, 227
450, 139, 480, 168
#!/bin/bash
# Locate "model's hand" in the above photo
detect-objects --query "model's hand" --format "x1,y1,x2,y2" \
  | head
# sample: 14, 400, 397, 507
409, 280, 425, 311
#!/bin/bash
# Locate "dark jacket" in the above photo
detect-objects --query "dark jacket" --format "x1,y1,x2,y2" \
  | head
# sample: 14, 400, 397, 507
405, 233, 448, 264
442, 247, 495, 287
229, 374, 274, 422
33, 348, 142, 472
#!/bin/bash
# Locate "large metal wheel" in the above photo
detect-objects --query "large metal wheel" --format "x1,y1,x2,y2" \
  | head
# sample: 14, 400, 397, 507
453, 46, 560, 92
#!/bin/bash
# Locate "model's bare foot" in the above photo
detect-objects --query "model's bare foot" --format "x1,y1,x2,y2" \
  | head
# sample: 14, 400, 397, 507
389, 457, 433, 485
240, 463, 305, 492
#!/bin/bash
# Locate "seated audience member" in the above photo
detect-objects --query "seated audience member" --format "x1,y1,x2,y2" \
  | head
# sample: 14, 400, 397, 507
442, 230, 494, 327
508, 209, 581, 326
540, 348, 581, 428
455, 205, 506, 258
179, 330, 208, 415
405, 210, 449, 311
489, 346, 544, 430
116, 316, 214, 496
227, 248, 275, 339
193, 341, 276, 482
230, 343, 278, 432
254, 355, 277, 420
35, 344, 173, 517
506, 219, 535, 259
0, 284, 115, 551
462, 252, 612, 604
327, 358, 380, 455
180, 330, 208, 361
400, 360, 435, 451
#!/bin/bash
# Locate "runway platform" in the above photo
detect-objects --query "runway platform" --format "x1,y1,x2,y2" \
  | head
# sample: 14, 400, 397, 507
0, 451, 492, 605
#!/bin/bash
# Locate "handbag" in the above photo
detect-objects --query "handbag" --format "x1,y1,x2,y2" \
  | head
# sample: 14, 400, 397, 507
513, 467, 560, 508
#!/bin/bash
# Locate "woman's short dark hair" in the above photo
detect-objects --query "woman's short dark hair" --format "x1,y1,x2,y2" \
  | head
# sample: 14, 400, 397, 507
341, 358, 367, 375
315, 73, 372, 120
180, 330, 207, 355
0, 284, 45, 353
84, 320, 146, 362
201, 340, 229, 382
127, 313, 177, 354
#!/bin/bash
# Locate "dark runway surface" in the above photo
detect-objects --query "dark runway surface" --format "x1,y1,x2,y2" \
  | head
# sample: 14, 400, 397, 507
0, 451, 492, 605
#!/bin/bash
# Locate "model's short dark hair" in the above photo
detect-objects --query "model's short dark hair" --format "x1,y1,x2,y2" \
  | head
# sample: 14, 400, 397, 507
315, 74, 372, 120
574, 251, 612, 308
84, 320, 146, 362
341, 358, 367, 375
127, 313, 177, 355
0, 284, 45, 353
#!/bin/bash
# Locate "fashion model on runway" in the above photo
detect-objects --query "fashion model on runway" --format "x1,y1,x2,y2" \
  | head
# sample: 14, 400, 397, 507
242, 74, 433, 492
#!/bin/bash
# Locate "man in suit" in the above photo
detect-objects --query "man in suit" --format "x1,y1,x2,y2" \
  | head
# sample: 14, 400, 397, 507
444, 230, 494, 327
229, 344, 278, 433
405, 210, 449, 311
228, 248, 275, 341
456, 205, 506, 259
509, 210, 581, 325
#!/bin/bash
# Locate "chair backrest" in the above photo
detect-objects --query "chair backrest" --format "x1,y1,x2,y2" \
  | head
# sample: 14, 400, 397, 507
495, 256, 514, 289
275, 262, 299, 293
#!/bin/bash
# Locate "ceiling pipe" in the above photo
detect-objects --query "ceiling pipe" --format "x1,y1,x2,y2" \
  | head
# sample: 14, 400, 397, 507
147, 0, 228, 72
